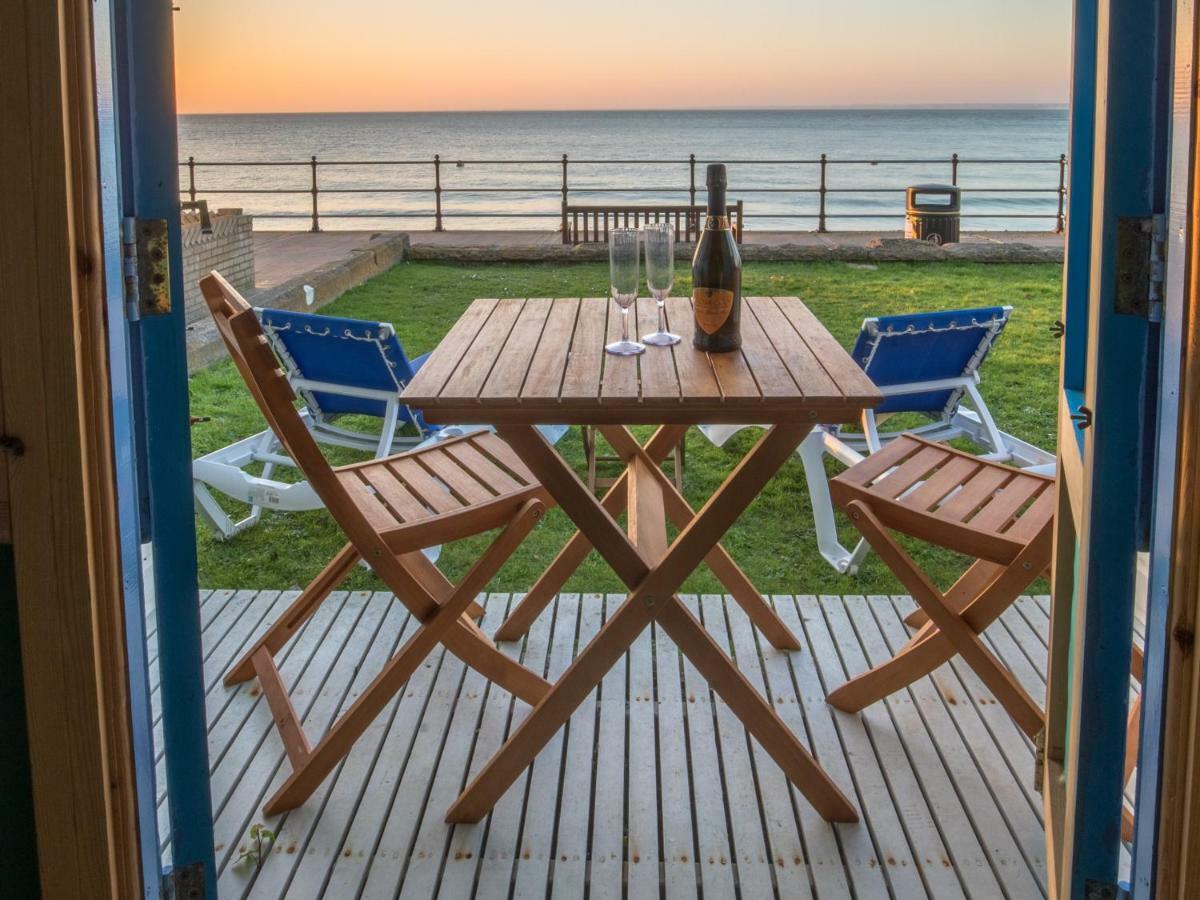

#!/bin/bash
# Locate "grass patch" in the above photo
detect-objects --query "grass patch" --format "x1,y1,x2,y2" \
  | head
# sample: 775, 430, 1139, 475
190, 259, 1061, 594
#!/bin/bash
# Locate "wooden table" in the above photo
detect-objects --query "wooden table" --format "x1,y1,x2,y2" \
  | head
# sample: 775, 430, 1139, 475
403, 295, 881, 824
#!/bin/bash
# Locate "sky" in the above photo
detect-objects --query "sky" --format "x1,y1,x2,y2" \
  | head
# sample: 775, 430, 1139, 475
173, 0, 1070, 114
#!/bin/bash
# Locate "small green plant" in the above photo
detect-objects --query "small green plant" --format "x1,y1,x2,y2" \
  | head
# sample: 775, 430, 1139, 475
233, 823, 275, 870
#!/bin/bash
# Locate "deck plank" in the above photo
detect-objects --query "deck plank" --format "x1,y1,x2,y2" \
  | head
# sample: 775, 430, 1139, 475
245, 596, 415, 899
654, 616, 701, 900
821, 595, 971, 898
626, 609, 662, 899
723, 597, 816, 900
795, 595, 930, 898
587, 595, 630, 900
511, 596, 582, 899
395, 596, 509, 900
177, 592, 1055, 899
849, 595, 1041, 898
548, 595, 605, 900
680, 595, 738, 898
216, 592, 382, 884
766, 597, 868, 899
869, 597, 1047, 892
700, 594, 777, 898
435, 594, 528, 899
469, 593, 555, 899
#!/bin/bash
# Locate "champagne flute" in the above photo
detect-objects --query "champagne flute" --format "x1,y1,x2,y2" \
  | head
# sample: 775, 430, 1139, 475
606, 228, 645, 356
641, 222, 680, 346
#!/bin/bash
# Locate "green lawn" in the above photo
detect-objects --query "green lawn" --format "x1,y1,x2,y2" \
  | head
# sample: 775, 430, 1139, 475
189, 259, 1061, 595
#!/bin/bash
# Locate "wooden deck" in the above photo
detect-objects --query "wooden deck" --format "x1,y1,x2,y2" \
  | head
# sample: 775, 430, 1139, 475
150, 590, 1055, 899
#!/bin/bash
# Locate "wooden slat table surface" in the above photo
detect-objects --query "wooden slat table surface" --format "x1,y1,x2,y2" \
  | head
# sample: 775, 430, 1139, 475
402, 296, 880, 425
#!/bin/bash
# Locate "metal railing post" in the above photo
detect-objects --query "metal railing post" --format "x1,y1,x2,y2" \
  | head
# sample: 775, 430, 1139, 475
951, 152, 959, 185
818, 153, 828, 233
309, 155, 320, 232
689, 153, 696, 207
187, 156, 197, 204
434, 154, 444, 231
561, 153, 569, 243
1056, 153, 1067, 233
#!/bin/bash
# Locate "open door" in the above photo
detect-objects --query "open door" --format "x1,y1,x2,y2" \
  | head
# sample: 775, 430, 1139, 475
1045, 0, 1183, 897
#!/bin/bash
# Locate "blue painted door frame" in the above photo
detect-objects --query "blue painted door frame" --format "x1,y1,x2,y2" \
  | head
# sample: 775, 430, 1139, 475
93, 0, 162, 895
1061, 0, 1173, 895
112, 0, 218, 894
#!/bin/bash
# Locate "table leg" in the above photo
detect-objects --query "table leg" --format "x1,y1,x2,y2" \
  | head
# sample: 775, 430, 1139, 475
495, 426, 687, 641
499, 424, 800, 651
448, 423, 855, 824
599, 425, 801, 650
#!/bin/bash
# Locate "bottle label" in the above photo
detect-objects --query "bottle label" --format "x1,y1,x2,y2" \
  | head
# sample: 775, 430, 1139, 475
704, 215, 730, 230
693, 287, 734, 334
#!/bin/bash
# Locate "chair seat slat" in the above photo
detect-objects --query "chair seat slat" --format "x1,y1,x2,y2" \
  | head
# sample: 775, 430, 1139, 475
472, 432, 537, 484
339, 471, 404, 530
417, 450, 497, 504
836, 434, 922, 487
871, 445, 949, 501
969, 476, 1047, 533
443, 442, 523, 495
1002, 488, 1057, 541
353, 466, 429, 522
387, 457, 462, 515
935, 467, 1013, 523
900, 456, 981, 512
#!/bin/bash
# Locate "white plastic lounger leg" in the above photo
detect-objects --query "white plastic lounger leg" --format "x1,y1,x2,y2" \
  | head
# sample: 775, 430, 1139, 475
960, 382, 1012, 462
799, 431, 868, 574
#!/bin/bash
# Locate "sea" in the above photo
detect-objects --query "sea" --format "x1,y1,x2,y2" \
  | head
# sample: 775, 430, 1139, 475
177, 107, 1068, 232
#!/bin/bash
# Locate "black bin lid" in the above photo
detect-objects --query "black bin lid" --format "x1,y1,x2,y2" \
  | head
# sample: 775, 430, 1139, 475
907, 183, 961, 212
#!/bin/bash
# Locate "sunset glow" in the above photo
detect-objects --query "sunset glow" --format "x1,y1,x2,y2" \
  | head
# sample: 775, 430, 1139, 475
174, 0, 1069, 113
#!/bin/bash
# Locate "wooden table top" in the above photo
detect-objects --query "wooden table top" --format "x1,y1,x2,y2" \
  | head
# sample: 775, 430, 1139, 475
402, 296, 881, 425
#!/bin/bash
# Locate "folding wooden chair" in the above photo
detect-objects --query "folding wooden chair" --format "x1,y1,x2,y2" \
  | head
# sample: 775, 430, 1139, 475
823, 432, 1149, 840
824, 434, 1055, 738
199, 271, 554, 815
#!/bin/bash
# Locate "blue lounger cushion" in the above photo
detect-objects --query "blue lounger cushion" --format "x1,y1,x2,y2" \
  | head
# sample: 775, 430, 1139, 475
851, 306, 1009, 417
259, 307, 436, 433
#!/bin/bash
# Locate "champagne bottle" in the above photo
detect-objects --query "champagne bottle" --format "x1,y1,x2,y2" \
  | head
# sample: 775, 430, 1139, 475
691, 163, 742, 352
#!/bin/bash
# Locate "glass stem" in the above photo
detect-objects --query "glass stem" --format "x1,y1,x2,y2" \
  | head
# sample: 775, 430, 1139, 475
622, 306, 630, 342
657, 296, 666, 333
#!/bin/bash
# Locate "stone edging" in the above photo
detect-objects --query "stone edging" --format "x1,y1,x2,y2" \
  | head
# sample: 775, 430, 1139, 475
409, 236, 1062, 264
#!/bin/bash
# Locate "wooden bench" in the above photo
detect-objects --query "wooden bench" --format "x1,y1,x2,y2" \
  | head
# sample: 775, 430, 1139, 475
562, 201, 744, 245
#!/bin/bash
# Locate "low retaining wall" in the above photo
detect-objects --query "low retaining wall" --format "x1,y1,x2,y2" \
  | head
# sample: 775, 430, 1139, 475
186, 232, 410, 372
182, 209, 253, 325
408, 235, 1062, 264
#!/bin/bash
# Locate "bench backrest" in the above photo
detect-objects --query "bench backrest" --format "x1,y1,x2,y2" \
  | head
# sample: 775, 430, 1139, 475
562, 201, 744, 245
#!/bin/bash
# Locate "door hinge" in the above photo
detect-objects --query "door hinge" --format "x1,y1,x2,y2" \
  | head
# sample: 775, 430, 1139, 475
121, 216, 172, 321
1114, 214, 1166, 321
161, 862, 204, 900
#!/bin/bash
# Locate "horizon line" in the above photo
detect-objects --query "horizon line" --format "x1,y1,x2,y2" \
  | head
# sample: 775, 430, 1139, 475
178, 101, 1070, 117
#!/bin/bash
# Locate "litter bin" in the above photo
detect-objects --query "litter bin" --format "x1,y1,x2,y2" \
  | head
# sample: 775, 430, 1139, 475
905, 183, 960, 244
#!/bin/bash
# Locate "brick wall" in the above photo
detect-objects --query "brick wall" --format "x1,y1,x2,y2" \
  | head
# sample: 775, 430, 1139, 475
181, 208, 254, 325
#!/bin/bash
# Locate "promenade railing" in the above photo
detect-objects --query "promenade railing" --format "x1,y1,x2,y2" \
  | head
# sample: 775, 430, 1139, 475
179, 153, 1068, 234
